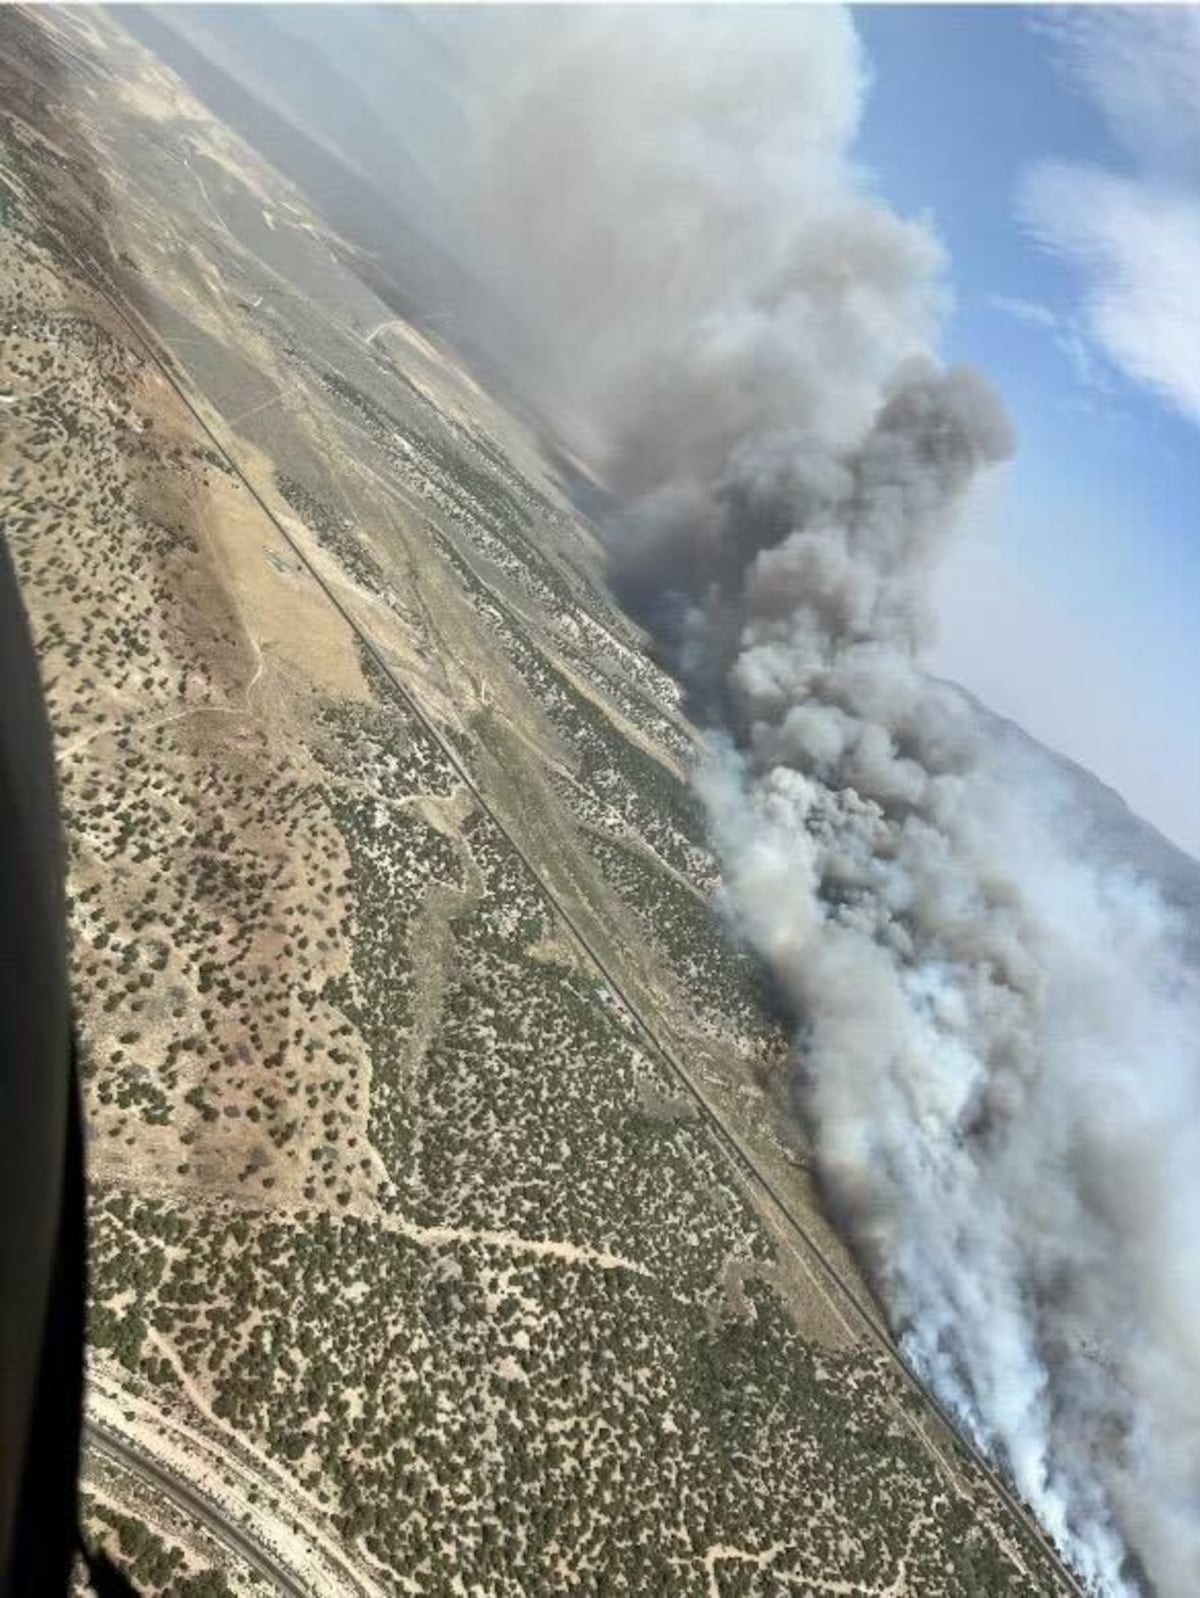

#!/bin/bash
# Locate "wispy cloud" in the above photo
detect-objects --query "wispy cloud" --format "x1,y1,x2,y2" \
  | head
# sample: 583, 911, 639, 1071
987, 292, 1112, 397
1038, 7, 1200, 180
1022, 9, 1200, 428
988, 293, 1057, 331
1022, 166, 1200, 426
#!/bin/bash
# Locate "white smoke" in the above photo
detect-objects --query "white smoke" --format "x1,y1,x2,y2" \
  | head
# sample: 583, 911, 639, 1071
456, 9, 1200, 1594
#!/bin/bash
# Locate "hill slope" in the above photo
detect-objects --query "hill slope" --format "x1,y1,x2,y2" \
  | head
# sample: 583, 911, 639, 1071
2, 9, 1078, 1595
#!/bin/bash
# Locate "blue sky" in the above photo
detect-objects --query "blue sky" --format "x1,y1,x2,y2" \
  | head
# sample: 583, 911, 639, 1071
852, 6, 1200, 856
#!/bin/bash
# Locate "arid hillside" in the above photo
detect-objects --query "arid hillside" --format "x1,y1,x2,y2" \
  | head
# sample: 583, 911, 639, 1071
2, 9, 1077, 1595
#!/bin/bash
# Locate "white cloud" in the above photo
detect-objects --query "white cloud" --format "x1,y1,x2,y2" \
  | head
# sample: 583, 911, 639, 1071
1022, 9, 1200, 428
987, 291, 1112, 395
1021, 166, 1200, 425
1041, 7, 1200, 179
988, 292, 1057, 331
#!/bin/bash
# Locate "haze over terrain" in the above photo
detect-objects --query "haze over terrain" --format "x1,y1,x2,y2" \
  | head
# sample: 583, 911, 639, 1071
5, 7, 1199, 1598
135, 0, 1200, 854
7, 6, 1083, 1594
170, 7, 1200, 1591
445, 14, 1200, 1593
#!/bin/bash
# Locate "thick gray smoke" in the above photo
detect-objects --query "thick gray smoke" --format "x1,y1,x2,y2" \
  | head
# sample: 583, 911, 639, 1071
460, 10, 1200, 1595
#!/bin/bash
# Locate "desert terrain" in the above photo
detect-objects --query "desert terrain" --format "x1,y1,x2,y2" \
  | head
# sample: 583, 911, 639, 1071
2, 9, 1077, 1595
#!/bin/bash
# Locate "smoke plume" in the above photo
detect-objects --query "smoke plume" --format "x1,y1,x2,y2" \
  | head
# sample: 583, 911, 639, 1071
458, 10, 1200, 1594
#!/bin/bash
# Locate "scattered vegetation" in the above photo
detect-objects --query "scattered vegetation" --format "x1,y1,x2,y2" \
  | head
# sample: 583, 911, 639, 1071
3, 29, 1074, 1594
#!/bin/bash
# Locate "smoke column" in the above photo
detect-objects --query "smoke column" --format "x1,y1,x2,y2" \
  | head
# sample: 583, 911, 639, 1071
453, 9, 1200, 1594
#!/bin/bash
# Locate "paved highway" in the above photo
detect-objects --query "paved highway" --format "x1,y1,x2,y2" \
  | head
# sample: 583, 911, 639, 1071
85, 1422, 309, 1598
